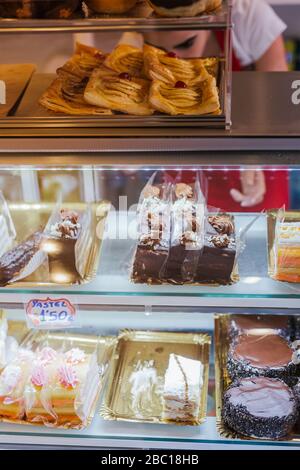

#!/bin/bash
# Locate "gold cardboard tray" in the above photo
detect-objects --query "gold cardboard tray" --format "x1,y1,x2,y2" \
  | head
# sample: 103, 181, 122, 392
267, 209, 300, 283
0, 64, 36, 117
214, 314, 300, 442
1, 201, 109, 287
100, 329, 210, 426
0, 329, 117, 430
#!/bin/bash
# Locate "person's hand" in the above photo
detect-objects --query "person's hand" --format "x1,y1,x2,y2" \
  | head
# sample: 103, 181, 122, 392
230, 169, 266, 207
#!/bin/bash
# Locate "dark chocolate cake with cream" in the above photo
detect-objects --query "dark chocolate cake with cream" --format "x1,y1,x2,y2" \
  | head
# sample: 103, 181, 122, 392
164, 183, 204, 284
194, 214, 236, 285
132, 185, 170, 284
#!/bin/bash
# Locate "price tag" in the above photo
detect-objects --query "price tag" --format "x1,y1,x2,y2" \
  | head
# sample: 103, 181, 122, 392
25, 297, 79, 329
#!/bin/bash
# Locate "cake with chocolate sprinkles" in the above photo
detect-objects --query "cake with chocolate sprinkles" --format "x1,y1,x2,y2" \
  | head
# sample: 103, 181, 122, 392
227, 334, 298, 385
222, 377, 298, 439
229, 314, 293, 340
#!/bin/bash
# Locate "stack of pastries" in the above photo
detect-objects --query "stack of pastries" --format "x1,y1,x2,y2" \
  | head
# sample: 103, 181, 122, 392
40, 37, 220, 117
0, 345, 100, 428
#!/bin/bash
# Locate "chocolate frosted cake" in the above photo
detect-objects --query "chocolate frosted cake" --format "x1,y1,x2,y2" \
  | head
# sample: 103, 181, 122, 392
222, 377, 298, 439
0, 1, 80, 18
0, 231, 44, 286
148, 0, 222, 17
229, 314, 292, 340
164, 183, 204, 284
43, 209, 82, 284
132, 185, 170, 284
194, 214, 236, 285
227, 334, 298, 385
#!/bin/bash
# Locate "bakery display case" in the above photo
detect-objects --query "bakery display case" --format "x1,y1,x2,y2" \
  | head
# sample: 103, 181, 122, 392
0, 160, 297, 449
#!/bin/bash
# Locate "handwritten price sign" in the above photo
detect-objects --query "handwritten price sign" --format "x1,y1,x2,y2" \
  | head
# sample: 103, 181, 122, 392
25, 297, 78, 329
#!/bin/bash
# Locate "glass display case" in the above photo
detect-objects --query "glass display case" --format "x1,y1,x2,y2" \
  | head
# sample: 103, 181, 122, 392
0, 0, 300, 453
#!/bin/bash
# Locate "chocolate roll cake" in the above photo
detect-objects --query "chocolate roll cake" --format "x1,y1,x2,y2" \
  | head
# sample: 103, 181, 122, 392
229, 314, 293, 340
164, 183, 204, 284
43, 209, 82, 284
148, 0, 222, 17
0, 231, 44, 286
222, 377, 298, 439
194, 214, 236, 285
227, 334, 298, 385
132, 185, 170, 284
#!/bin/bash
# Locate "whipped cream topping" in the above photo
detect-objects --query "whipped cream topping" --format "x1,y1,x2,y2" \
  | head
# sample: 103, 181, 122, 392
65, 348, 86, 365
58, 364, 79, 389
0, 365, 21, 396
31, 364, 48, 388
37, 347, 58, 365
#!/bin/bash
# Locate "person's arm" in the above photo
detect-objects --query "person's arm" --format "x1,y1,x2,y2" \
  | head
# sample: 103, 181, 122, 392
255, 35, 288, 71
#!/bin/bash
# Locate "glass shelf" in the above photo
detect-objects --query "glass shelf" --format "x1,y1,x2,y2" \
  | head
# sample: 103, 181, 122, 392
2, 213, 300, 309
0, 1, 232, 33
0, 309, 298, 450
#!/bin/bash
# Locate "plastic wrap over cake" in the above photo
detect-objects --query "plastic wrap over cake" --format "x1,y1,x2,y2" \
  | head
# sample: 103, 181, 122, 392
43, 204, 93, 284
131, 173, 171, 284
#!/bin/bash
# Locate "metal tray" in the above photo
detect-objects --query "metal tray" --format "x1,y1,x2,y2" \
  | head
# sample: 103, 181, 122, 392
0, 0, 232, 33
0, 201, 109, 287
214, 313, 300, 442
7, 59, 226, 128
100, 329, 210, 426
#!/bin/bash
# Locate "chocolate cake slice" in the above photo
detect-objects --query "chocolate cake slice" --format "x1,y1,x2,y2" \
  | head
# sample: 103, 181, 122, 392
132, 185, 170, 284
222, 377, 298, 439
164, 183, 205, 284
0, 231, 44, 286
42, 209, 82, 284
194, 214, 236, 285
227, 334, 298, 385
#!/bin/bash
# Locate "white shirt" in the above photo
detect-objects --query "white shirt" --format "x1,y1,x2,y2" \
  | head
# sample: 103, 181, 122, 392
232, 0, 287, 66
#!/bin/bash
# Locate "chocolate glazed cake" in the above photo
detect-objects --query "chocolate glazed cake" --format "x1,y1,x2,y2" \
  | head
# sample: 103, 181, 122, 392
229, 314, 293, 340
227, 334, 298, 386
132, 185, 170, 284
148, 0, 222, 17
0, 231, 43, 286
195, 214, 236, 285
222, 377, 298, 439
164, 183, 204, 284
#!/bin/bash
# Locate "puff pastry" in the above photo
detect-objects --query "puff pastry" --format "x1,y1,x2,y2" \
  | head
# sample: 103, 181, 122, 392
57, 42, 106, 81
39, 76, 112, 115
104, 44, 144, 78
149, 73, 220, 116
143, 44, 210, 85
148, 0, 222, 17
84, 67, 154, 116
